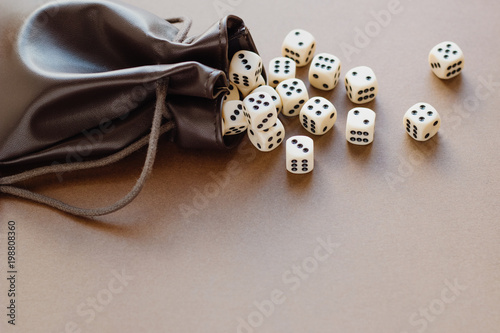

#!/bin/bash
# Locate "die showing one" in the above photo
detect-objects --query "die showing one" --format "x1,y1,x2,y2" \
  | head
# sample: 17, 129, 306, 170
403, 103, 441, 141
251, 85, 282, 114
223, 82, 240, 102
282, 29, 316, 67
243, 92, 278, 131
300, 97, 337, 135
286, 136, 314, 174
221, 100, 247, 136
308, 53, 342, 91
344, 66, 378, 104
276, 78, 309, 117
268, 57, 296, 88
346, 107, 376, 145
247, 119, 285, 152
229, 50, 263, 96
428, 41, 464, 79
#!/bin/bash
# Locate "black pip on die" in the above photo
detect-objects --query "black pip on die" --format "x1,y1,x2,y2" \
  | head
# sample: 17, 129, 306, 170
300, 97, 337, 135
281, 29, 316, 67
308, 53, 342, 91
286, 136, 314, 174
428, 41, 464, 79
243, 92, 278, 130
344, 66, 378, 104
221, 100, 247, 136
403, 103, 441, 141
346, 108, 376, 145
276, 78, 309, 116
268, 57, 296, 88
247, 120, 285, 152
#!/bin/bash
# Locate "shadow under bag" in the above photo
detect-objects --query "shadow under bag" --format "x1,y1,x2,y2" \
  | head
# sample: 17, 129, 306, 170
0, 0, 263, 216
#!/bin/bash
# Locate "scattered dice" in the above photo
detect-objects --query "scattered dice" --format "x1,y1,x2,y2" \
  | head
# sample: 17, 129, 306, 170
251, 85, 282, 114
247, 119, 285, 152
221, 100, 247, 135
282, 29, 316, 67
243, 91, 278, 130
229, 50, 263, 96
403, 103, 441, 141
344, 66, 378, 104
346, 107, 376, 145
276, 78, 309, 116
308, 53, 342, 91
300, 97, 337, 135
223, 82, 240, 102
428, 41, 464, 79
268, 57, 296, 88
286, 136, 314, 174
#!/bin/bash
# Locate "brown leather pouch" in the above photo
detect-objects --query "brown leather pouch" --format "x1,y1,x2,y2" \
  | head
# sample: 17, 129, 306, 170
0, 0, 263, 216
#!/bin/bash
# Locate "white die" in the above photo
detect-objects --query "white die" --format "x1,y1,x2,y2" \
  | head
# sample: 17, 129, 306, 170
229, 50, 263, 95
300, 97, 337, 135
247, 119, 285, 152
251, 85, 282, 114
286, 136, 314, 174
221, 100, 247, 136
268, 57, 296, 88
428, 41, 464, 79
243, 92, 278, 131
403, 103, 441, 141
308, 53, 341, 91
276, 78, 309, 117
281, 29, 316, 67
346, 107, 376, 145
223, 82, 240, 102
344, 66, 378, 104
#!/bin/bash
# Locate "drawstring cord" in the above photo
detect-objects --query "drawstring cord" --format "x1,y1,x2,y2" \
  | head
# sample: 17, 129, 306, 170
0, 79, 173, 217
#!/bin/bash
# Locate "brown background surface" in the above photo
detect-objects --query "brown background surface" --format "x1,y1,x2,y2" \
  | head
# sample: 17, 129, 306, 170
1, 0, 499, 332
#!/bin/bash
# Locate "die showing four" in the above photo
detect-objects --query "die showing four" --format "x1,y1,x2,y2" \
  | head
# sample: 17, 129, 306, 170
300, 97, 337, 135
403, 103, 441, 141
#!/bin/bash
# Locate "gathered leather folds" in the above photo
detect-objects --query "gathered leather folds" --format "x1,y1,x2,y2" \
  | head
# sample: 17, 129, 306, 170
0, 0, 263, 168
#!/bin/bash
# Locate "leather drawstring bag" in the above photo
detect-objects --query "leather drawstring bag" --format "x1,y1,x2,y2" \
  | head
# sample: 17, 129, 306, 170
0, 0, 263, 216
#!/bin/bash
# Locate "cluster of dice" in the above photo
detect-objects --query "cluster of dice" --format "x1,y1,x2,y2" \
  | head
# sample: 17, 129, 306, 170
221, 29, 465, 174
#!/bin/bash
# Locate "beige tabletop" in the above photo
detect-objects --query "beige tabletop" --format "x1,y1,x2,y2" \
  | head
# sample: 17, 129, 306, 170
1, 0, 499, 332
